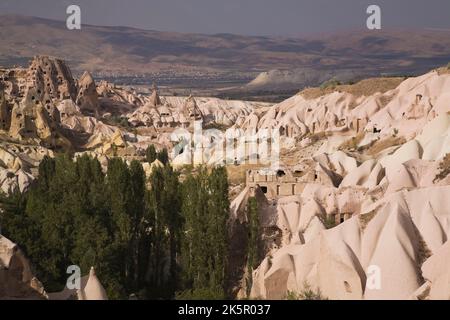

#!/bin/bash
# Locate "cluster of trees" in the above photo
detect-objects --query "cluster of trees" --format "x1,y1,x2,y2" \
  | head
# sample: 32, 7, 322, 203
145, 145, 169, 165
0, 152, 230, 299
177, 167, 229, 299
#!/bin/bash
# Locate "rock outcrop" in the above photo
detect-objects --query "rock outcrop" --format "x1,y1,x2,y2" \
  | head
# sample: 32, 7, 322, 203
0, 235, 47, 299
234, 70, 448, 141
27, 56, 77, 101
236, 70, 450, 300
47, 267, 108, 300
249, 186, 450, 300
76, 71, 99, 117
128, 92, 267, 129
0, 84, 10, 131
0, 57, 78, 149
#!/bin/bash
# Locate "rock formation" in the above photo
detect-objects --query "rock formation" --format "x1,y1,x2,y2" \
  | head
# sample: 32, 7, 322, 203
182, 95, 203, 122
127, 92, 267, 130
0, 235, 47, 299
27, 55, 77, 101
148, 83, 161, 107
247, 185, 450, 300
224, 69, 450, 300
76, 71, 99, 117
47, 267, 108, 300
0, 84, 10, 131
0, 56, 78, 149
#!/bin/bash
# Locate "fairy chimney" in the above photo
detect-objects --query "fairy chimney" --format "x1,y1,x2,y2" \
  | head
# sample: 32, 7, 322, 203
182, 95, 203, 122
149, 83, 161, 106
76, 71, 99, 117
0, 85, 10, 131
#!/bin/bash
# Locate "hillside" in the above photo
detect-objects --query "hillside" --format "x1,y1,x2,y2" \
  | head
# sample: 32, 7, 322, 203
2, 14, 450, 87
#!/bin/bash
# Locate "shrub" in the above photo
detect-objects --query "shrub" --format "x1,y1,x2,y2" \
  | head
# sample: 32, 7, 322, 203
318, 213, 337, 229
106, 114, 132, 130
320, 79, 341, 90
393, 128, 399, 137
203, 122, 230, 131
175, 287, 225, 300
434, 153, 450, 182
286, 282, 327, 300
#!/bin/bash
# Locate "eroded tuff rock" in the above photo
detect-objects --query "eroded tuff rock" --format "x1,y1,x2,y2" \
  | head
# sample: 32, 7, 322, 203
27, 56, 77, 101
3, 55, 270, 163
233, 70, 448, 140
0, 234, 108, 300
127, 87, 204, 129
248, 186, 450, 300
227, 70, 450, 300
127, 87, 268, 130
0, 235, 47, 299
1, 56, 76, 106
415, 240, 450, 300
0, 57, 125, 158
0, 57, 76, 149
97, 80, 145, 114
0, 84, 10, 131
0, 143, 52, 193
47, 267, 108, 300
76, 71, 99, 117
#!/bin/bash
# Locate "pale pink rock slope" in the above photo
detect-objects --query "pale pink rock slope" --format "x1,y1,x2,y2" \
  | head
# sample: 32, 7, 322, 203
229, 70, 450, 300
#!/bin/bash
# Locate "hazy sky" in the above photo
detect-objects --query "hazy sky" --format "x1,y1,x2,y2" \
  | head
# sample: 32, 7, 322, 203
1, 0, 450, 36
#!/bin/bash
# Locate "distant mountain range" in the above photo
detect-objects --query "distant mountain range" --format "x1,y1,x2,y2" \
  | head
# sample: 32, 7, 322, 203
1, 14, 450, 89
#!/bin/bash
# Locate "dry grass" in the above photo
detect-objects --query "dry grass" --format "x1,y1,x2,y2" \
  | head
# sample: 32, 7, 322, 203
299, 77, 404, 100
365, 136, 406, 156
416, 232, 433, 268
226, 164, 261, 185
359, 210, 378, 232
417, 286, 431, 300
434, 153, 450, 182
307, 131, 332, 143
410, 221, 433, 278
436, 64, 450, 75
338, 132, 366, 151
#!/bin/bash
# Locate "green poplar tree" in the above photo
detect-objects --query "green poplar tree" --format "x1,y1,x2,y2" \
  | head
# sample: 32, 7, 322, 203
145, 145, 157, 163
157, 148, 169, 165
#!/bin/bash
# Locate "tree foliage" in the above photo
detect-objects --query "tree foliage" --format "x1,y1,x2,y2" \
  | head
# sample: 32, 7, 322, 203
157, 148, 169, 165
0, 154, 231, 299
178, 166, 229, 298
145, 144, 169, 166
145, 145, 157, 163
